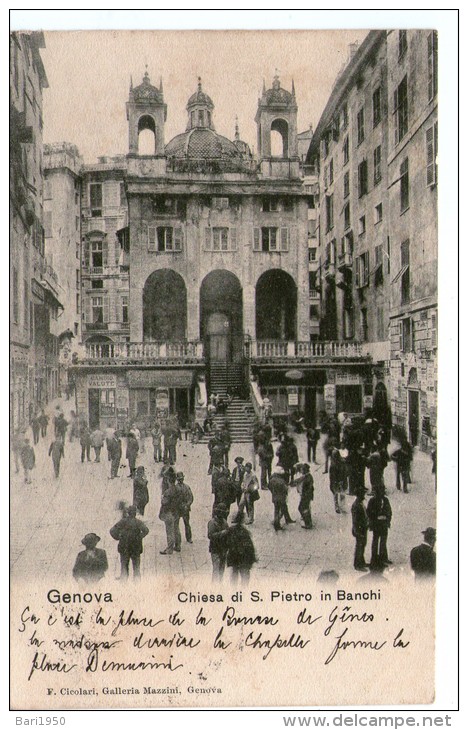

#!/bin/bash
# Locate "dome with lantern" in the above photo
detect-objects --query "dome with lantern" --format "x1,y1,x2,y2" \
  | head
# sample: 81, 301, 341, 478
130, 70, 163, 103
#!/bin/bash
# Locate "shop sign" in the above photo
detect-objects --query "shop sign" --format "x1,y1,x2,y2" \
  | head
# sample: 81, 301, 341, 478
88, 373, 117, 388
324, 384, 336, 413
288, 391, 299, 406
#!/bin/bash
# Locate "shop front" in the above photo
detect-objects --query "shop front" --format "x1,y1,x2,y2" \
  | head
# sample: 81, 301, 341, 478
126, 369, 196, 429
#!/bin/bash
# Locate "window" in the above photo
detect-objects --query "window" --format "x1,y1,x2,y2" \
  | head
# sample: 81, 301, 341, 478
100, 389, 115, 416
399, 30, 407, 60
342, 104, 349, 130
343, 308, 354, 339
374, 203, 383, 224
91, 296, 103, 324
76, 269, 80, 288
344, 202, 350, 230
358, 215, 366, 235
282, 197, 294, 212
354, 251, 369, 288
432, 312, 437, 347
426, 123, 438, 186
13, 268, 19, 323
358, 160, 368, 197
400, 158, 409, 212
205, 227, 238, 251
76, 293, 80, 314
309, 248, 317, 262
309, 271, 318, 291
322, 136, 329, 159
374, 245, 384, 286
148, 226, 183, 252
261, 196, 279, 212
120, 182, 126, 207
357, 108, 365, 145
90, 240, 105, 269
343, 135, 349, 165
428, 31, 438, 101
253, 227, 289, 252
401, 239, 410, 304
326, 240, 336, 267
89, 183, 103, 217
373, 145, 382, 184
75, 215, 79, 231
153, 196, 187, 216
373, 87, 382, 127
91, 279, 103, 289
394, 76, 408, 143
343, 170, 350, 199
360, 308, 368, 341
122, 296, 128, 324
44, 210, 52, 238
329, 158, 334, 185
213, 197, 230, 211
400, 317, 413, 353
325, 194, 334, 231
76, 242, 80, 260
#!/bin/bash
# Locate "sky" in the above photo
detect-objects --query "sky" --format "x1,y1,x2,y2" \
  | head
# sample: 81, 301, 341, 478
41, 29, 368, 163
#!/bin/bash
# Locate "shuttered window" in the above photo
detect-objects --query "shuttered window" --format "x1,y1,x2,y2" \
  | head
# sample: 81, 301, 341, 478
148, 226, 183, 252
426, 123, 438, 186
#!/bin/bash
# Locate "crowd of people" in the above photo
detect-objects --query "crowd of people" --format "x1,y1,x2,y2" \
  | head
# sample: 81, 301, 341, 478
12, 401, 436, 584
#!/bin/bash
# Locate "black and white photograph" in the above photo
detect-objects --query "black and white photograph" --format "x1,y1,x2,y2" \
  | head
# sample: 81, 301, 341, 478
8, 10, 458, 713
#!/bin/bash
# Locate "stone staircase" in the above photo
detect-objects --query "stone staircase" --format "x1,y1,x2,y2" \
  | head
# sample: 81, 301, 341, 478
203, 362, 256, 443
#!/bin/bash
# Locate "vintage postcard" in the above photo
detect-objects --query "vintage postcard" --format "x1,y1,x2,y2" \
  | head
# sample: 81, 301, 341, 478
10, 22, 448, 710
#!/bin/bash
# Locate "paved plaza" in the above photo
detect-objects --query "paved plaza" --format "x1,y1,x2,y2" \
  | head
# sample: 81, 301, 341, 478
11, 400, 436, 583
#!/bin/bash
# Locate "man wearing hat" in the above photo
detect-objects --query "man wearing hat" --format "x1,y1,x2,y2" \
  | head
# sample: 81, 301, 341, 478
175, 472, 194, 549
410, 528, 436, 578
351, 487, 369, 571
207, 504, 230, 582
231, 456, 245, 505
72, 533, 108, 584
110, 506, 149, 579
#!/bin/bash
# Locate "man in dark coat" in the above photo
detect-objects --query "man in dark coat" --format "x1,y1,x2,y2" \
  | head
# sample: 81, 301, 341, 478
351, 487, 369, 571
108, 433, 122, 479
72, 533, 108, 584
268, 467, 295, 531
226, 513, 257, 586
366, 488, 392, 569
31, 414, 41, 445
159, 470, 179, 555
208, 432, 225, 474
49, 436, 65, 478
257, 439, 274, 490
80, 425, 92, 463
219, 423, 232, 468
110, 505, 149, 579
126, 431, 139, 477
175, 471, 194, 546
295, 463, 314, 530
410, 527, 436, 579
133, 466, 149, 516
39, 410, 49, 438
231, 456, 245, 505
207, 503, 230, 582
20, 438, 35, 484
213, 467, 236, 516
306, 425, 320, 464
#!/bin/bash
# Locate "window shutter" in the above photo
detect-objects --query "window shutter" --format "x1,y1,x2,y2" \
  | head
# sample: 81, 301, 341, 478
399, 320, 403, 351
205, 228, 211, 251
102, 239, 108, 266
83, 241, 90, 268
426, 126, 434, 185
148, 226, 157, 252
270, 229, 278, 251
280, 227, 289, 251
434, 122, 438, 184
103, 296, 110, 324
393, 89, 398, 146
230, 227, 238, 251
354, 257, 359, 287
364, 251, 369, 284
174, 227, 183, 251
253, 228, 260, 251
85, 295, 92, 324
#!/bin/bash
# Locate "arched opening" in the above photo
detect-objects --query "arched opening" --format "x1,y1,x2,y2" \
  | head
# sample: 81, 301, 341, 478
143, 270, 187, 341
138, 115, 156, 155
373, 381, 392, 429
256, 270, 297, 340
200, 270, 243, 362
270, 118, 289, 158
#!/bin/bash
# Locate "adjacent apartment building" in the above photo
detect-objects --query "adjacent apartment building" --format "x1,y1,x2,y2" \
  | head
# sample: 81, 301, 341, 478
308, 29, 438, 446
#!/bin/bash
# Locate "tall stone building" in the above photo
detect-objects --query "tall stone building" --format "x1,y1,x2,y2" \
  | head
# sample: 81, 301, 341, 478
10, 31, 62, 430
308, 29, 438, 446
70, 72, 369, 435
43, 142, 83, 393
386, 29, 438, 448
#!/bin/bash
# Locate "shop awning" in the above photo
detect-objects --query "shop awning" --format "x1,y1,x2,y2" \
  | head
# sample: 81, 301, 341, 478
127, 370, 194, 389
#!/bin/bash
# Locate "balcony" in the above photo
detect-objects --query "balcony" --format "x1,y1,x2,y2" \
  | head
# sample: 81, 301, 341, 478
337, 251, 353, 271
249, 340, 369, 363
324, 261, 336, 280
78, 340, 204, 366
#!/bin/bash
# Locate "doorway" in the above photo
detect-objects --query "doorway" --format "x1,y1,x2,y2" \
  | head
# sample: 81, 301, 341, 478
88, 388, 100, 430
408, 390, 420, 446
200, 270, 243, 363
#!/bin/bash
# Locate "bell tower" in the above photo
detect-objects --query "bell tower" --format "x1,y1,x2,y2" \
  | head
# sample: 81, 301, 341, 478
126, 69, 167, 156
255, 73, 299, 177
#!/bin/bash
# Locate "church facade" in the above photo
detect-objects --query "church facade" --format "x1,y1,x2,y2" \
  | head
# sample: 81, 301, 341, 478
71, 72, 371, 434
